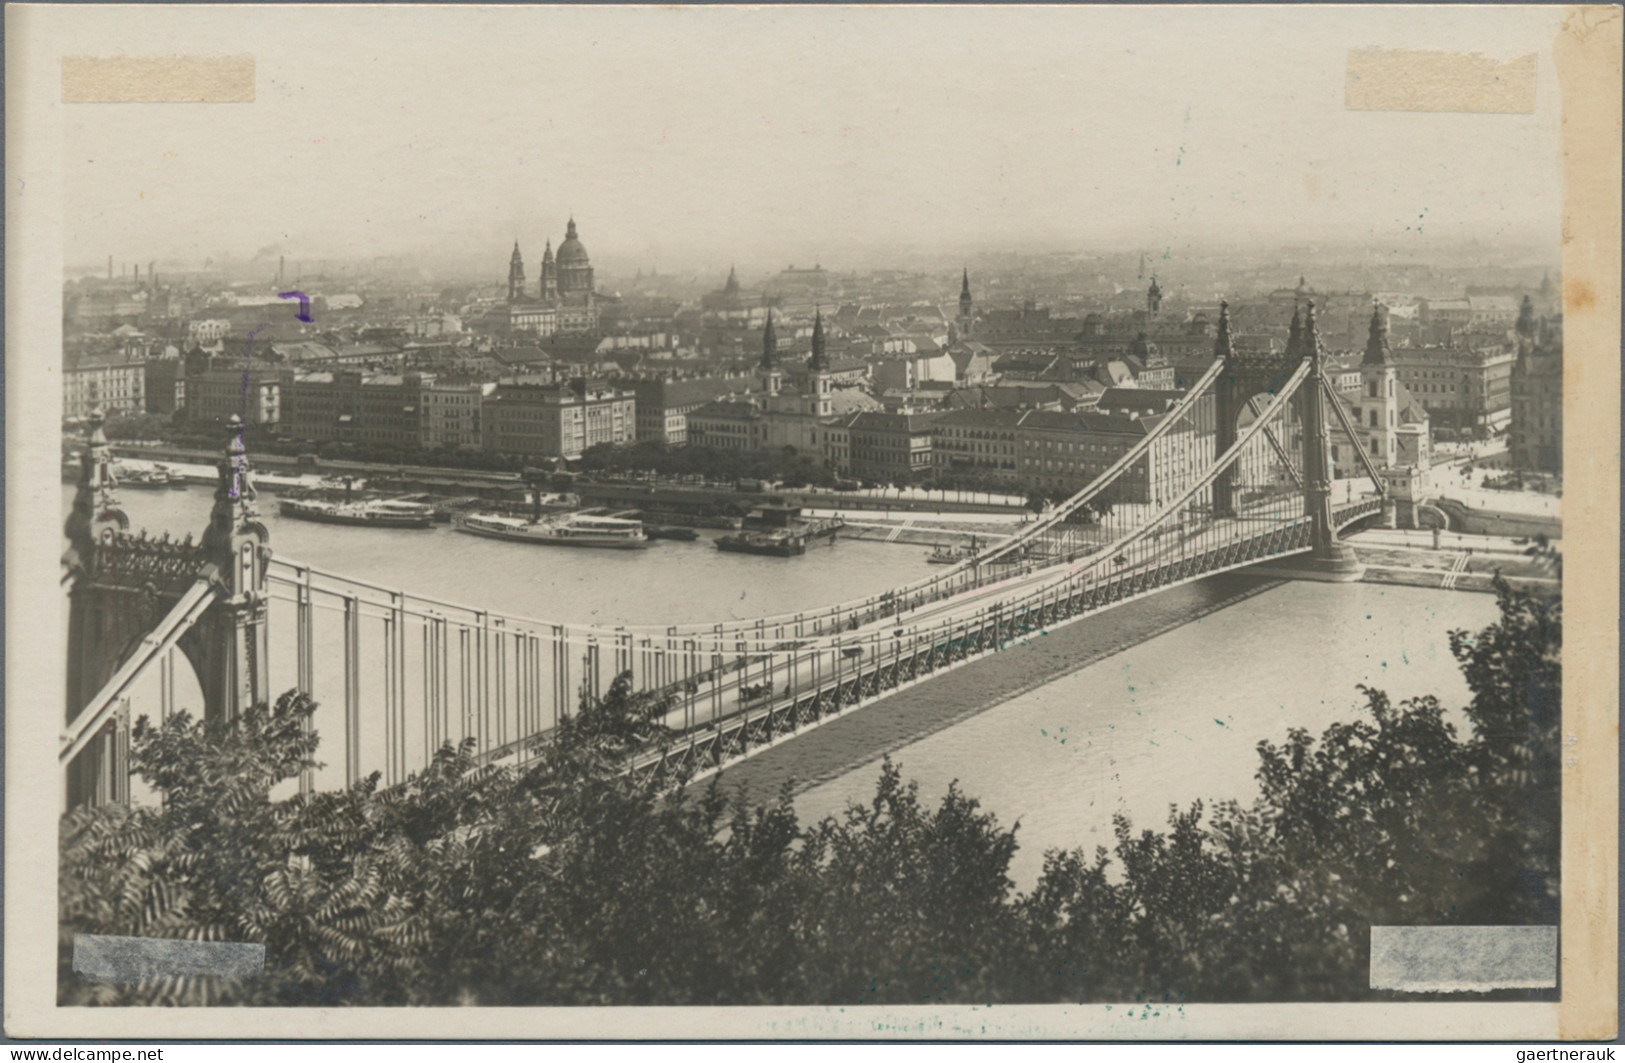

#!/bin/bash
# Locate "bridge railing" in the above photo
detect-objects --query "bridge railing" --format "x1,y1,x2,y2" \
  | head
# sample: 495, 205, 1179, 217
628, 509, 1340, 783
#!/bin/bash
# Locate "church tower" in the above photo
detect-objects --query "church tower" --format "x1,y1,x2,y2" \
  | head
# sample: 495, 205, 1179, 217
1147, 276, 1163, 318
540, 239, 559, 301
808, 309, 832, 416
760, 310, 781, 395
957, 268, 974, 336
1358, 302, 1400, 468
508, 242, 526, 303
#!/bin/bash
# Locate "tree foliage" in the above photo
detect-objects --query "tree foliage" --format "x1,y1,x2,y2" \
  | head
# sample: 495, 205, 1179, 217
60, 582, 1559, 1006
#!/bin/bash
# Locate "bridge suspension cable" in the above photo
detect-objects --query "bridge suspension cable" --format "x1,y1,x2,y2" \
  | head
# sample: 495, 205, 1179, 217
974, 356, 1227, 565
1319, 375, 1390, 494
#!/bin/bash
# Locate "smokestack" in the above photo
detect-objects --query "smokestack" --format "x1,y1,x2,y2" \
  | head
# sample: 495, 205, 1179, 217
279, 255, 285, 285
107, 255, 113, 280
134, 263, 140, 284
149, 261, 156, 287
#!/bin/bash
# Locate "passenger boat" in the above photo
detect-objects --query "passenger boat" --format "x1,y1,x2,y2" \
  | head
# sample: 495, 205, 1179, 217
453, 511, 649, 549
114, 465, 176, 489
278, 497, 436, 528
926, 538, 983, 565
254, 471, 327, 493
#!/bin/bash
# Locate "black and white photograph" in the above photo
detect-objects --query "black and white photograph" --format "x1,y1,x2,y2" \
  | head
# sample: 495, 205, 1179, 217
7, 2, 1618, 1042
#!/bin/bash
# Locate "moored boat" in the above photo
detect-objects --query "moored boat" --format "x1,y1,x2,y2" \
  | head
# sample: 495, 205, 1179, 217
716, 507, 843, 557
278, 497, 436, 528
254, 471, 327, 493
453, 511, 648, 549
716, 530, 807, 557
114, 465, 176, 489
926, 537, 983, 564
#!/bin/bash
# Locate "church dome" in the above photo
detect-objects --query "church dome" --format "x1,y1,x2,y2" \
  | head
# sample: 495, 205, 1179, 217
556, 218, 590, 267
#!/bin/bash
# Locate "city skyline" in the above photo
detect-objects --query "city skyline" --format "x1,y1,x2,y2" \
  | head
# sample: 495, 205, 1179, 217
57, 6, 1566, 275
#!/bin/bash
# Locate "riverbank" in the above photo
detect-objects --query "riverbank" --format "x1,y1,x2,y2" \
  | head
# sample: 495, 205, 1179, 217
1349, 528, 1558, 592
709, 571, 1286, 806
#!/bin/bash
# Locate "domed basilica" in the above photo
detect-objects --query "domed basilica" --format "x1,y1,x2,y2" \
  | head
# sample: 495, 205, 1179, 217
506, 218, 599, 336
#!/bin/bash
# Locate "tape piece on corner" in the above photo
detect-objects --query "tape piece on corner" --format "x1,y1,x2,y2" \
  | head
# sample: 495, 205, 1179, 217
73, 933, 266, 983
62, 55, 255, 103
1369, 925, 1557, 992
1346, 48, 1536, 114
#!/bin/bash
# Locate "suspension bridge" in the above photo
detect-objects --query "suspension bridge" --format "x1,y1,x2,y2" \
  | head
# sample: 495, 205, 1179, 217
61, 302, 1392, 807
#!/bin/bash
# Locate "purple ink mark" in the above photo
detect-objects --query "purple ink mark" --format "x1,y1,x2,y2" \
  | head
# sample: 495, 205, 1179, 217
278, 291, 313, 322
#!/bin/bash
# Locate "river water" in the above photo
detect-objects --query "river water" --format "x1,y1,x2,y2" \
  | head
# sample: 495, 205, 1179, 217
789, 579, 1502, 891
75, 484, 1503, 893
74, 484, 940, 625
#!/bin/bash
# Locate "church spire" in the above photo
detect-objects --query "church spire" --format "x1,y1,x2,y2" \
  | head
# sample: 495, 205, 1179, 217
540, 238, 557, 300
1361, 302, 1391, 367
761, 309, 778, 370
1285, 305, 1303, 358
957, 269, 975, 339
809, 308, 828, 371
507, 241, 526, 303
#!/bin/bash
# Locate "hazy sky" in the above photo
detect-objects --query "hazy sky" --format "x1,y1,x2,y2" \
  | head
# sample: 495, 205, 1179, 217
53, 5, 1567, 276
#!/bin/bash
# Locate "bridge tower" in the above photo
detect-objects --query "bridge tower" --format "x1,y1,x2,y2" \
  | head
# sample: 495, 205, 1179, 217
188, 416, 274, 719
63, 409, 131, 727
1212, 301, 1362, 580
1297, 303, 1363, 579
63, 414, 272, 807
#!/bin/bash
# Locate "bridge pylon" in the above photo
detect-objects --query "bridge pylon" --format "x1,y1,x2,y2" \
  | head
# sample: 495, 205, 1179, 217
186, 415, 273, 722
62, 414, 272, 808
1211, 301, 1365, 582
1295, 303, 1364, 580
